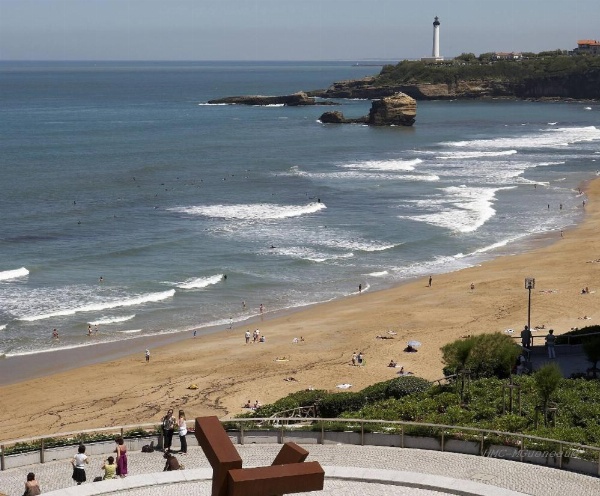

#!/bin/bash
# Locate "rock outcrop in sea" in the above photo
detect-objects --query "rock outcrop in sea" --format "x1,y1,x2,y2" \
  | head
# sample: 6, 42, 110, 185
319, 92, 416, 126
207, 91, 335, 106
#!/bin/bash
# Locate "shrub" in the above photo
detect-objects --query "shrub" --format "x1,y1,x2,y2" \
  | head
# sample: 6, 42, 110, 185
442, 333, 521, 379
385, 376, 431, 399
250, 389, 328, 418
582, 337, 600, 375
317, 392, 366, 418
360, 379, 394, 402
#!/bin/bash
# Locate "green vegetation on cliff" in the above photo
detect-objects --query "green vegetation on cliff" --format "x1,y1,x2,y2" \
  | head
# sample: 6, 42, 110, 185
377, 53, 600, 86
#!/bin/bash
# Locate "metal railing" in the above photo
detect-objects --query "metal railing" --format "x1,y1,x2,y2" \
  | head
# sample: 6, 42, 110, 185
2, 418, 600, 475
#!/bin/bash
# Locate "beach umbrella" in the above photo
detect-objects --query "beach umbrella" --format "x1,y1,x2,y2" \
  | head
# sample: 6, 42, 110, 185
407, 340, 421, 348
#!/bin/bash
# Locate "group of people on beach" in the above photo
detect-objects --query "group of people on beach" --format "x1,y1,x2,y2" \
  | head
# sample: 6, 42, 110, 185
242, 399, 262, 409
245, 329, 265, 343
351, 351, 364, 366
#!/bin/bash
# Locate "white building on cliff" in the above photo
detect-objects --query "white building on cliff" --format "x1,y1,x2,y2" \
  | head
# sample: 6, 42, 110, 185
421, 16, 445, 63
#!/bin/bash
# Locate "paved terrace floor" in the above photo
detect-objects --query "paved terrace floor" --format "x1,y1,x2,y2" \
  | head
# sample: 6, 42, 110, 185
1, 444, 598, 496
528, 343, 591, 377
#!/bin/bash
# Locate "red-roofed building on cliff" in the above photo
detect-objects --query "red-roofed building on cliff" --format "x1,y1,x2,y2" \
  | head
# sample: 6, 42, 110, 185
575, 39, 600, 55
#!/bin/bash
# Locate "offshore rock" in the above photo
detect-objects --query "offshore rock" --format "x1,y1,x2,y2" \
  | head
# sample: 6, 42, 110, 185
319, 92, 416, 126
207, 91, 335, 106
368, 93, 416, 126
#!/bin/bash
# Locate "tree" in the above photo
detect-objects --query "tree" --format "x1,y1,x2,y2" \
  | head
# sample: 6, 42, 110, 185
454, 52, 477, 63
534, 363, 562, 426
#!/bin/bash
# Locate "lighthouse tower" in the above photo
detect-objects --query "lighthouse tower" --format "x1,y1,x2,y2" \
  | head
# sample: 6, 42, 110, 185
432, 16, 441, 58
421, 16, 444, 62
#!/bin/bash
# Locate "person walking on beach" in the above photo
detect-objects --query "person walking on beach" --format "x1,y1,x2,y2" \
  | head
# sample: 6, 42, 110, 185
178, 410, 188, 454
23, 472, 41, 495
145, 349, 150, 362
115, 437, 128, 477
245, 330, 251, 344
545, 329, 556, 358
358, 283, 362, 293
161, 409, 176, 452
428, 276, 432, 287
71, 445, 89, 485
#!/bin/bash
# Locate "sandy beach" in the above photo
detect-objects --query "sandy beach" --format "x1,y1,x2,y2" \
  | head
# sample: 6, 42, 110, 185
1, 179, 598, 442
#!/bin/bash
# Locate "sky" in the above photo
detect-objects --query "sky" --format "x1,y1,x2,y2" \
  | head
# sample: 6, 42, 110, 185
0, 0, 598, 61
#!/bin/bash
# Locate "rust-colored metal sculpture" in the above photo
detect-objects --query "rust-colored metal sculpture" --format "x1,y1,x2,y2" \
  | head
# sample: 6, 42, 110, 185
195, 416, 325, 496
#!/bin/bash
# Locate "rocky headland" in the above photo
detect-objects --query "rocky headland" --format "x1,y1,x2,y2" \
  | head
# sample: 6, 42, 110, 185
311, 76, 600, 101
319, 92, 416, 126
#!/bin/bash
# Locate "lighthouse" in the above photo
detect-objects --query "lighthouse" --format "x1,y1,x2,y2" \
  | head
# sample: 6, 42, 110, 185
432, 16, 441, 58
421, 16, 444, 62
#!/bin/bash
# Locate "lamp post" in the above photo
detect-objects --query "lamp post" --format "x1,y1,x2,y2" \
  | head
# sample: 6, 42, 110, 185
525, 277, 535, 335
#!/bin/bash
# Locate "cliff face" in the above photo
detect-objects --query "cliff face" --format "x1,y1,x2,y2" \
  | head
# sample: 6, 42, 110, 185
312, 72, 600, 100
319, 92, 416, 126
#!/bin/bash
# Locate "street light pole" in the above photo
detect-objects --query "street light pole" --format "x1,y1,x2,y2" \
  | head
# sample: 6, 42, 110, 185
525, 277, 535, 336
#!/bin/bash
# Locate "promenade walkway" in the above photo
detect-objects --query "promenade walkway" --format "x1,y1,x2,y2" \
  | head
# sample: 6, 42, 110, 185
1, 444, 598, 496
528, 343, 591, 377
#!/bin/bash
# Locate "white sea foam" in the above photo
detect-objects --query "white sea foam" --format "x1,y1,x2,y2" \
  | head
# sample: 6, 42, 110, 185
367, 270, 389, 277
0, 325, 6, 331
198, 102, 229, 106
283, 167, 439, 182
3, 327, 183, 358
260, 103, 285, 107
119, 329, 142, 333
399, 186, 506, 233
436, 150, 518, 159
170, 202, 326, 221
445, 126, 600, 150
339, 158, 423, 172
177, 274, 224, 289
0, 267, 29, 281
89, 315, 136, 325
469, 234, 529, 255
273, 246, 354, 263
18, 289, 176, 322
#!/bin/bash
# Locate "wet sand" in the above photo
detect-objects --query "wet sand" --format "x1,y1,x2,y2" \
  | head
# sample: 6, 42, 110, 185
1, 179, 598, 442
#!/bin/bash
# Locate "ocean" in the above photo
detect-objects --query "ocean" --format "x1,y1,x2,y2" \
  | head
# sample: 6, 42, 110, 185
1, 61, 599, 363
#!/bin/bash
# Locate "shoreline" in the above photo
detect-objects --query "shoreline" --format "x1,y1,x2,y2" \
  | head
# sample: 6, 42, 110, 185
1, 178, 598, 440
0, 206, 580, 388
